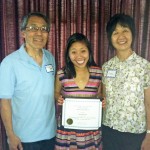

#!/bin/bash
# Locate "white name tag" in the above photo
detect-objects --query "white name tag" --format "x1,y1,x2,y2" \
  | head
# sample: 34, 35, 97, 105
45, 64, 54, 73
107, 70, 116, 78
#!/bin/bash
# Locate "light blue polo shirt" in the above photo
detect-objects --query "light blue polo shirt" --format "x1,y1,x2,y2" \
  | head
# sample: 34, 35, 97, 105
0, 44, 56, 142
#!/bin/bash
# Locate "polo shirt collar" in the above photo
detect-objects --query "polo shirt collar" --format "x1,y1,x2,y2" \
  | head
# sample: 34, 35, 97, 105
18, 44, 48, 66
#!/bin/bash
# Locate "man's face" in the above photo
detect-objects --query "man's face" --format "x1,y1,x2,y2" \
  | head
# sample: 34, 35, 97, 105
22, 16, 49, 51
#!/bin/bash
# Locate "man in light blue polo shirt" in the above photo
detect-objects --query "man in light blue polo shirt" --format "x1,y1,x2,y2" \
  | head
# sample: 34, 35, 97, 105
0, 12, 56, 150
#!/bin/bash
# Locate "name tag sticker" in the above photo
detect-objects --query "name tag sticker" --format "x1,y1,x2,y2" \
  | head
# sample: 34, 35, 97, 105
107, 70, 116, 78
45, 64, 54, 73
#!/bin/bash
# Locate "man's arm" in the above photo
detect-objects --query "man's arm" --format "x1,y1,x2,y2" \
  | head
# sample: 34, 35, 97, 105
141, 87, 150, 150
0, 99, 23, 150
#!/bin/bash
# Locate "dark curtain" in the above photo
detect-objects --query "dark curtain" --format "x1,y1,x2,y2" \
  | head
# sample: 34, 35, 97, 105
0, 0, 150, 149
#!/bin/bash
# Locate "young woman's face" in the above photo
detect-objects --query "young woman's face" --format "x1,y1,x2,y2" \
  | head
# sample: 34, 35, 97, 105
111, 23, 133, 52
69, 41, 89, 69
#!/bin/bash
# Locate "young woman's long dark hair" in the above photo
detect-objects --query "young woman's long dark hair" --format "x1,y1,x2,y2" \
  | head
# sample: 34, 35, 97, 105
63, 33, 97, 78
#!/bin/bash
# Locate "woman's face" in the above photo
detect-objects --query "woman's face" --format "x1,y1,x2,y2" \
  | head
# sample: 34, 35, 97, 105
69, 41, 89, 69
111, 23, 133, 52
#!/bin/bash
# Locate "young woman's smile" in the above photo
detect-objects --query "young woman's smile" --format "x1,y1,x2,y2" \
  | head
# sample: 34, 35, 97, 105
69, 41, 89, 69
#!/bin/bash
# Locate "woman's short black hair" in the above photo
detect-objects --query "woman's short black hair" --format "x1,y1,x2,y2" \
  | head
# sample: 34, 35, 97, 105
106, 13, 135, 50
21, 12, 50, 31
63, 33, 97, 78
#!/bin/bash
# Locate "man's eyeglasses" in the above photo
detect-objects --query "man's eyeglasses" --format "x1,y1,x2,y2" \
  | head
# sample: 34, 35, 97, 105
25, 26, 50, 33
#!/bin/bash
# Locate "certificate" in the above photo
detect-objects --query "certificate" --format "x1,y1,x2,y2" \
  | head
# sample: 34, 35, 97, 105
62, 98, 102, 130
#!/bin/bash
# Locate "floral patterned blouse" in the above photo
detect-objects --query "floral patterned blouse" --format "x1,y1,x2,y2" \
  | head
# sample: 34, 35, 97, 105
102, 51, 150, 133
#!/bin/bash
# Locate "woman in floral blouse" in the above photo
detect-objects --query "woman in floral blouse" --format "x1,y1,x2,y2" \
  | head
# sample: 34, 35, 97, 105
102, 13, 150, 150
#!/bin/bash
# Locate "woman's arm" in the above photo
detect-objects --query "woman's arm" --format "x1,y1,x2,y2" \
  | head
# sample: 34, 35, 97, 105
54, 74, 64, 105
141, 87, 150, 150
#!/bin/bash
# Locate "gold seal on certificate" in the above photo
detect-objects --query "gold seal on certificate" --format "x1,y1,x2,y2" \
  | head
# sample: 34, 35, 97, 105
67, 118, 73, 125
62, 98, 102, 130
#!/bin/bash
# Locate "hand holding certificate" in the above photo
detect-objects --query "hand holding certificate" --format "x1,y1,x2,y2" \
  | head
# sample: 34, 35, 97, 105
62, 98, 102, 130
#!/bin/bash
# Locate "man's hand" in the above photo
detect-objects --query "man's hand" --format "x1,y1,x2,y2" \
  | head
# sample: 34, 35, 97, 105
8, 134, 23, 150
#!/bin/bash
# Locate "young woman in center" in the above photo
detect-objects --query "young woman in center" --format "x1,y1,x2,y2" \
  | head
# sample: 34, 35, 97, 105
55, 33, 105, 150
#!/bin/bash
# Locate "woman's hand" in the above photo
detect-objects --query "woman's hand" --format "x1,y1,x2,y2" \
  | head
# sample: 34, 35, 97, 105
102, 97, 106, 108
57, 95, 64, 105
